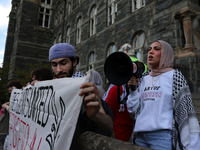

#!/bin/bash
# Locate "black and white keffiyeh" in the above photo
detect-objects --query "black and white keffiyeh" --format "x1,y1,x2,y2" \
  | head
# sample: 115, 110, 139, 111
172, 69, 200, 150
133, 69, 200, 150
71, 70, 85, 78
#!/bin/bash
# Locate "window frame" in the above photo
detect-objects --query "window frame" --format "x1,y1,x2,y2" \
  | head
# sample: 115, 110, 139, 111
132, 32, 146, 61
68, 2, 72, 14
107, 0, 117, 26
39, 0, 52, 28
53, 38, 56, 45
132, 0, 145, 12
107, 43, 116, 57
88, 52, 95, 70
58, 34, 62, 43
66, 27, 71, 43
76, 17, 82, 44
90, 6, 97, 36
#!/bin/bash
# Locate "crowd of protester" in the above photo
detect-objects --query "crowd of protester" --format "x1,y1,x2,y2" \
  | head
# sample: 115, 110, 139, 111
0, 41, 199, 150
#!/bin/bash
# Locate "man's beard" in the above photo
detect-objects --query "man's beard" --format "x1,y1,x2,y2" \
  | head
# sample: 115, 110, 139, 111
54, 65, 74, 78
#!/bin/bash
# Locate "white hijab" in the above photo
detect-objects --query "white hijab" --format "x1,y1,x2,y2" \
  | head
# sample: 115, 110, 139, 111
90, 70, 105, 96
148, 40, 174, 76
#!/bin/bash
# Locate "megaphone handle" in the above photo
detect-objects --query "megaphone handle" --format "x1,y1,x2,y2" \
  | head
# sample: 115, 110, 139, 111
117, 85, 128, 104
117, 85, 121, 104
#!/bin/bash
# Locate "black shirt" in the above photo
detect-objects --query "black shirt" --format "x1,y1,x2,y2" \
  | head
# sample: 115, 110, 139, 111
70, 100, 113, 150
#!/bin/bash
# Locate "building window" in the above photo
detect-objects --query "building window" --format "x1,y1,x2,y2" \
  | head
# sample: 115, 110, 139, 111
68, 2, 72, 14
76, 61, 81, 70
89, 52, 95, 70
39, 0, 51, 28
107, 44, 116, 57
76, 17, 82, 44
54, 16, 57, 26
53, 38, 56, 45
60, 11, 63, 22
108, 0, 117, 26
90, 6, 97, 36
66, 27, 71, 43
58, 34, 62, 43
132, 32, 146, 61
132, 0, 145, 12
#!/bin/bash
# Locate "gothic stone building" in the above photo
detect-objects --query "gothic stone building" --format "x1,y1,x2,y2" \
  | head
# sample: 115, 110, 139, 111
3, 0, 200, 117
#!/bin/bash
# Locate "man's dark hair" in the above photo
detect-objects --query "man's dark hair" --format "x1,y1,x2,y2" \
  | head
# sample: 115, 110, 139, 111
69, 57, 79, 66
31, 67, 54, 81
7, 80, 23, 89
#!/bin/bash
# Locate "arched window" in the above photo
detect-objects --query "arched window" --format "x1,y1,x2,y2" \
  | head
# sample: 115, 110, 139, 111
76, 17, 82, 44
60, 11, 63, 22
54, 16, 57, 26
132, 32, 146, 61
108, 0, 117, 26
39, 0, 52, 28
107, 44, 116, 57
68, 2, 72, 14
66, 27, 71, 43
76, 61, 80, 70
132, 0, 145, 12
58, 34, 62, 43
89, 52, 95, 70
90, 5, 97, 36
53, 38, 57, 45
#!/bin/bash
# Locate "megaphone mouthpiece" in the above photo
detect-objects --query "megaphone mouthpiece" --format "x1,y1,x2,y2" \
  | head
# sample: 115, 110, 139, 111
104, 52, 133, 85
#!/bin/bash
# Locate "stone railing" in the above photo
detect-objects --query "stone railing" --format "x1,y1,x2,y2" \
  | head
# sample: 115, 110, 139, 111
78, 131, 150, 150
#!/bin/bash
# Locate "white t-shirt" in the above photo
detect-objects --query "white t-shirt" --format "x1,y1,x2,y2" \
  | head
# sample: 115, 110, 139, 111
127, 70, 175, 132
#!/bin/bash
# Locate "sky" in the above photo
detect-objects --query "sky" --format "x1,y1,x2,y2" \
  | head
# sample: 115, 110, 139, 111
0, 0, 12, 67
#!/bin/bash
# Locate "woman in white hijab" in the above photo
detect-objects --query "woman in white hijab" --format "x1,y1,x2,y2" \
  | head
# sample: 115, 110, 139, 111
127, 40, 200, 150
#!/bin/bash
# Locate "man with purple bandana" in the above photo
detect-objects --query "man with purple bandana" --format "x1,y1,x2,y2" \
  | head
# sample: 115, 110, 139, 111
49, 43, 113, 150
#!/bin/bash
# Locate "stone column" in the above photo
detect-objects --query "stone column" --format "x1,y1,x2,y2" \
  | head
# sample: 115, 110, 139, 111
173, 7, 200, 93
181, 11, 194, 51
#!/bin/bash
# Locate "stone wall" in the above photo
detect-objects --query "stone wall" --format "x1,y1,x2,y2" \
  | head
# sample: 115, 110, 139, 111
6, 0, 53, 79
51, 0, 200, 93
3, 0, 200, 93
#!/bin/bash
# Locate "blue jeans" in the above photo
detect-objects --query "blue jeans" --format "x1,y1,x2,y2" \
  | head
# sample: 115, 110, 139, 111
135, 130, 172, 150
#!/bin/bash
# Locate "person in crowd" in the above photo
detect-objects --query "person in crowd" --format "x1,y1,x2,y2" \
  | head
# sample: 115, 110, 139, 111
7, 80, 23, 98
30, 67, 54, 85
102, 82, 134, 142
3, 80, 23, 150
0, 98, 4, 115
49, 43, 113, 149
86, 70, 105, 96
127, 40, 200, 150
0, 98, 9, 150
102, 43, 147, 142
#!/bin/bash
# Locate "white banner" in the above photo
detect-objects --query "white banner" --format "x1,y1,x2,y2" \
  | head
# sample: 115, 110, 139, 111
9, 74, 89, 150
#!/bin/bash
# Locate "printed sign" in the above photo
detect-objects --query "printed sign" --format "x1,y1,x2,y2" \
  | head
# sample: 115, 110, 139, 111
9, 75, 89, 150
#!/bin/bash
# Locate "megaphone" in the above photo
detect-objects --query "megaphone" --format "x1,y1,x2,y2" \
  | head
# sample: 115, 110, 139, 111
104, 52, 146, 104
104, 52, 133, 85
104, 52, 133, 104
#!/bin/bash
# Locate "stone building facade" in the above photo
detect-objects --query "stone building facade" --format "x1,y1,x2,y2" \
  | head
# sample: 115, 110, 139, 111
3, 0, 200, 113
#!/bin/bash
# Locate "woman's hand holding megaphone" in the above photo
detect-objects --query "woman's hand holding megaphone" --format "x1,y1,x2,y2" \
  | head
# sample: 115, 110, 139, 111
127, 76, 140, 91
